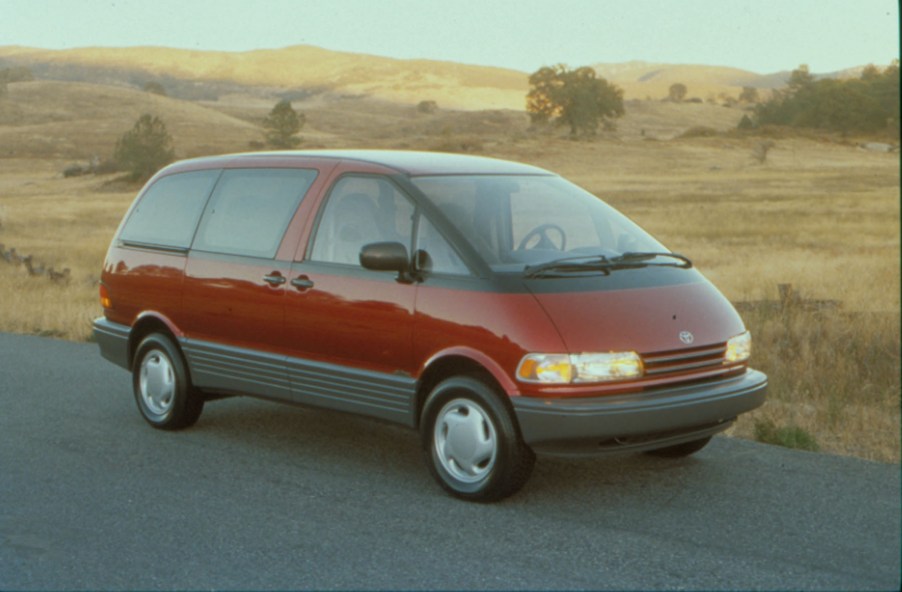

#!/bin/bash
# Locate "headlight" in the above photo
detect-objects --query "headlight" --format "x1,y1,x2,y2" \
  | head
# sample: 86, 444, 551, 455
517, 352, 643, 384
725, 331, 752, 363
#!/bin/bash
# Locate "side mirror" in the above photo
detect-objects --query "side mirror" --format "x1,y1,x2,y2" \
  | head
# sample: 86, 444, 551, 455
360, 242, 411, 277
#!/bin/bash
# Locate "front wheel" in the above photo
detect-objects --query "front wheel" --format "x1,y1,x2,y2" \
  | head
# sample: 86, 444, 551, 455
132, 333, 204, 430
421, 376, 535, 502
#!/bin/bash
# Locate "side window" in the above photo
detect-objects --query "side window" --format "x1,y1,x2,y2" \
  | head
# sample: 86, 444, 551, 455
415, 217, 469, 276
192, 168, 317, 258
309, 176, 414, 266
119, 170, 220, 249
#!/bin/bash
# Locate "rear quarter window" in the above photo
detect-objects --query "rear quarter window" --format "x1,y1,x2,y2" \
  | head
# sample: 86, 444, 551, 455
119, 170, 220, 249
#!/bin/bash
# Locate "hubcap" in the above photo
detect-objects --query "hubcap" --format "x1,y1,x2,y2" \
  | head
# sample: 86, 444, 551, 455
433, 398, 498, 484
139, 350, 176, 416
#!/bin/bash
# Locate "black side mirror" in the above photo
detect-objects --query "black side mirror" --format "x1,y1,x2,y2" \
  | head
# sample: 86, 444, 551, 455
360, 242, 414, 282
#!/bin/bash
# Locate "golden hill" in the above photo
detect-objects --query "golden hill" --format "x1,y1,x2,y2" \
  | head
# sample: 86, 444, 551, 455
0, 45, 794, 108
594, 61, 771, 101
0, 45, 530, 110
0, 80, 260, 159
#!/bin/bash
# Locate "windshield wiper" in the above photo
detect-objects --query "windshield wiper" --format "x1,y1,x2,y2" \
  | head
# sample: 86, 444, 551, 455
609, 252, 692, 268
523, 252, 691, 278
523, 256, 613, 278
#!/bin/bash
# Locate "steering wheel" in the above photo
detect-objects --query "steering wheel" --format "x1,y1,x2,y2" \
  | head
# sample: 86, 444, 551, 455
517, 223, 567, 251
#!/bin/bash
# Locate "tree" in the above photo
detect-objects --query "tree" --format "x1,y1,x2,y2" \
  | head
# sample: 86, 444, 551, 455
668, 83, 688, 102
753, 63, 899, 134
739, 86, 760, 104
787, 64, 815, 93
263, 99, 304, 148
866, 60, 900, 134
526, 64, 624, 137
114, 114, 175, 181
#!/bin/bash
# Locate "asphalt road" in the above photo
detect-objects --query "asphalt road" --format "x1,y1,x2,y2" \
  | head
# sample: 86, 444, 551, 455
1, 333, 899, 591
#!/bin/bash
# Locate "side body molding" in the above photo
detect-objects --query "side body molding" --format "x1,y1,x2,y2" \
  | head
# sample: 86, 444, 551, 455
180, 338, 418, 426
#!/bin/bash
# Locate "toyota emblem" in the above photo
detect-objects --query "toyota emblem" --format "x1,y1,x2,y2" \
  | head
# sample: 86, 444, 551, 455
679, 331, 694, 345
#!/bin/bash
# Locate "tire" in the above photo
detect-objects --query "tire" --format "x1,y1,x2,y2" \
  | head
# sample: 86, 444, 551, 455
645, 436, 712, 458
421, 376, 535, 502
132, 333, 204, 430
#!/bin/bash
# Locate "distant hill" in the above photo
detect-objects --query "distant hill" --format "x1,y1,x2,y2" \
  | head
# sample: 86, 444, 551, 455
2, 45, 881, 110
0, 80, 260, 159
0, 45, 529, 110
4, 44, 875, 111
592, 61, 784, 101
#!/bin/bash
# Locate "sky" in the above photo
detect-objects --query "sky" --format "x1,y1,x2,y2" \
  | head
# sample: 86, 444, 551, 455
1, 0, 898, 74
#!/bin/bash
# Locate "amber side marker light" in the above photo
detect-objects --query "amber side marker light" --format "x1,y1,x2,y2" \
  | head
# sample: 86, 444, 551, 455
99, 284, 112, 309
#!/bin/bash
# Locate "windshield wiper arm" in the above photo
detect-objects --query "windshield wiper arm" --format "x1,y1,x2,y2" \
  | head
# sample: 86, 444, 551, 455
611, 252, 693, 268
523, 256, 613, 278
523, 252, 692, 278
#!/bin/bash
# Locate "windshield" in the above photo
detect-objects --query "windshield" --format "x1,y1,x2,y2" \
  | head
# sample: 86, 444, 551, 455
410, 174, 668, 273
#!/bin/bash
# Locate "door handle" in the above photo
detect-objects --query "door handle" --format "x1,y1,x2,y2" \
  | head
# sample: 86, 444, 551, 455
291, 276, 315, 290
262, 273, 287, 286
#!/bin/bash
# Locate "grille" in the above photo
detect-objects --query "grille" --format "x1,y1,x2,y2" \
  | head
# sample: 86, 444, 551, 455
642, 343, 729, 378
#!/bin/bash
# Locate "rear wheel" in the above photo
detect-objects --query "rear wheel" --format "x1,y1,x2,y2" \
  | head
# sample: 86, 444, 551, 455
132, 333, 203, 430
421, 376, 535, 502
645, 436, 712, 458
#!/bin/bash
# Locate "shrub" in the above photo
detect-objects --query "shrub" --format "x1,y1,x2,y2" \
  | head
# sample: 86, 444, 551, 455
754, 419, 820, 452
113, 114, 175, 181
678, 126, 719, 138
263, 99, 304, 148
417, 100, 438, 114
668, 83, 688, 102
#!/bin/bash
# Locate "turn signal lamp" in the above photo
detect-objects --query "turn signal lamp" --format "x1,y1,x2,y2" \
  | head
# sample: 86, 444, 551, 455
99, 284, 112, 309
725, 331, 752, 363
517, 352, 643, 384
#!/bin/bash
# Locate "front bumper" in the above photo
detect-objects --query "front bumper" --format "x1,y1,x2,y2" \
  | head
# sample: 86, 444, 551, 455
512, 369, 767, 456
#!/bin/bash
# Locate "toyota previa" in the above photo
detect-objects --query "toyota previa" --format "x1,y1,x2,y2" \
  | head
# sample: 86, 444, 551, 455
94, 150, 767, 501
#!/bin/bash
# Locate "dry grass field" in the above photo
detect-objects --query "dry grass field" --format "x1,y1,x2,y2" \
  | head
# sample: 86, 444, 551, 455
0, 79, 898, 462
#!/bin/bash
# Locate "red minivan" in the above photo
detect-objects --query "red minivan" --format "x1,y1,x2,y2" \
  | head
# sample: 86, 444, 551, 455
94, 150, 767, 501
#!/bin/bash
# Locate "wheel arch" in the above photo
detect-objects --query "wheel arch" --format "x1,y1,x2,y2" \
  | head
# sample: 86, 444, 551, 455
127, 312, 185, 370
414, 348, 520, 430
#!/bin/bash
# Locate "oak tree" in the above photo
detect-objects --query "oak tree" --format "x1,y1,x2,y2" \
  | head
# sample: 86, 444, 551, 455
527, 65, 624, 137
